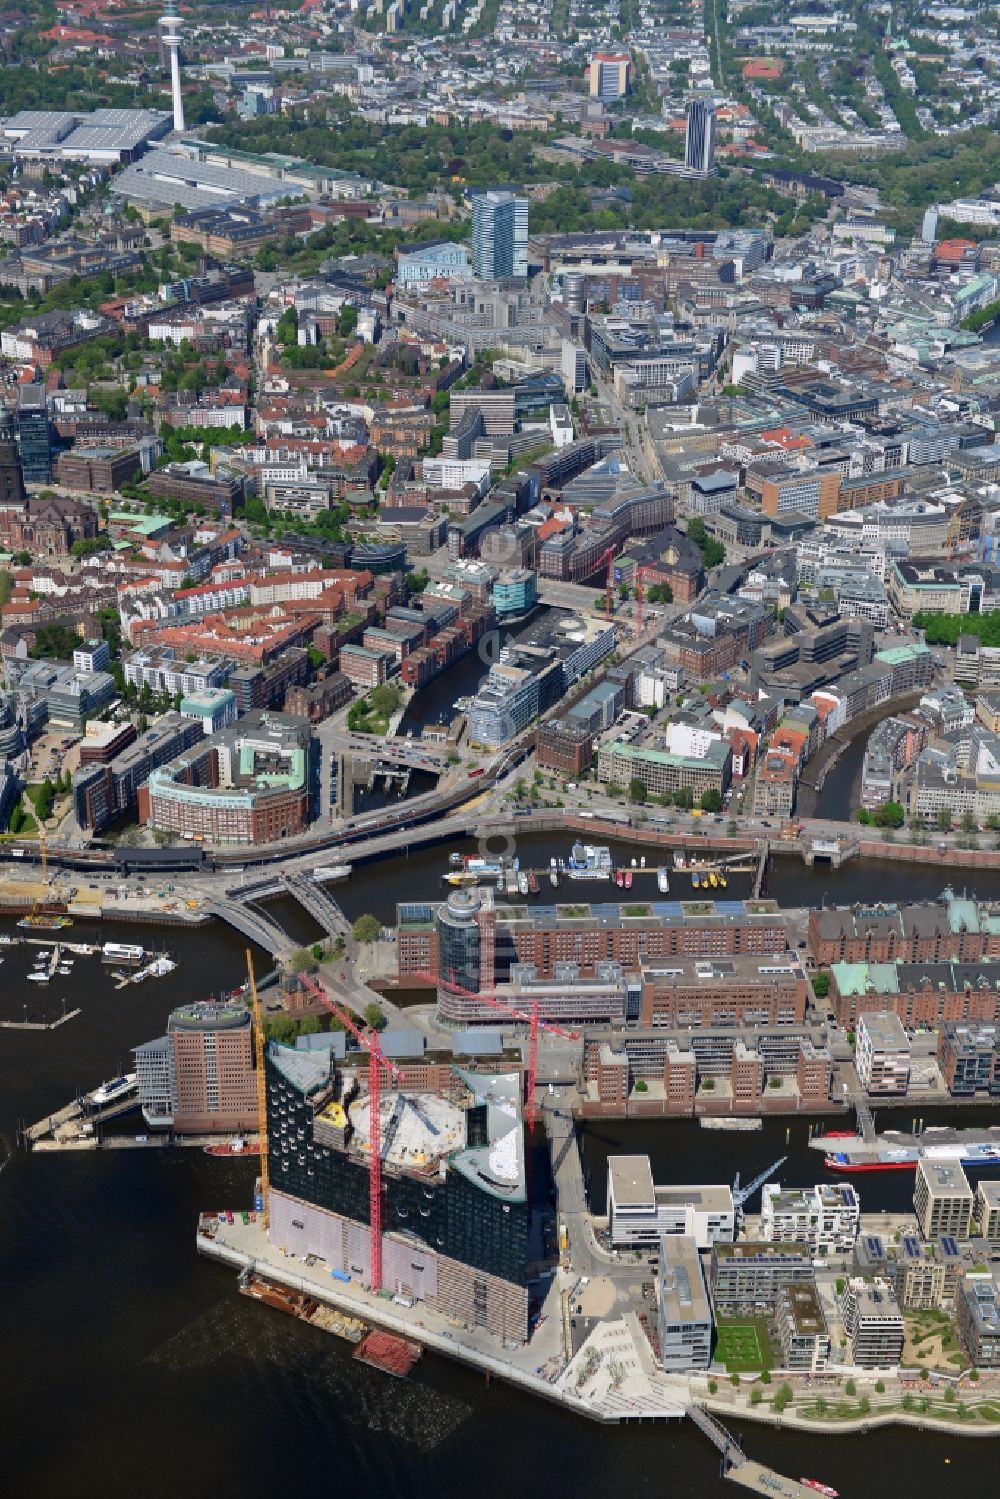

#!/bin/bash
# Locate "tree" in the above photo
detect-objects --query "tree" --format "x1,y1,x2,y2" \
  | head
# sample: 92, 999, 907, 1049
700, 789, 722, 813
311, 942, 325, 962
299, 1014, 321, 1035
628, 777, 648, 803
352, 913, 382, 943
292, 947, 319, 974
812, 971, 830, 998
877, 801, 904, 829
845, 1378, 856, 1396
363, 1001, 385, 1030
857, 808, 872, 825
961, 810, 977, 834
937, 807, 954, 832
673, 786, 694, 809
264, 1013, 297, 1044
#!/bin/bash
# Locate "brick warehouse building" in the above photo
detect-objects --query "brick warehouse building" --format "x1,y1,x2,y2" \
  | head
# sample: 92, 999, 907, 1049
809, 899, 1000, 967
264, 1042, 529, 1341
397, 889, 791, 998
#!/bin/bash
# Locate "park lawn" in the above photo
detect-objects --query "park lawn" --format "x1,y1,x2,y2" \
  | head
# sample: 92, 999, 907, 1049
715, 1316, 773, 1372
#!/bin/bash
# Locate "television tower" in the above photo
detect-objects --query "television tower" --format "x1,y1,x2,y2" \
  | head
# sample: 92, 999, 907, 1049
159, 4, 185, 134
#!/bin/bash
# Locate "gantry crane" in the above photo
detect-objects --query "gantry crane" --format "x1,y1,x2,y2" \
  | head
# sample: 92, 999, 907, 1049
245, 947, 270, 1229
295, 972, 401, 1292
414, 968, 578, 1133
732, 1156, 787, 1229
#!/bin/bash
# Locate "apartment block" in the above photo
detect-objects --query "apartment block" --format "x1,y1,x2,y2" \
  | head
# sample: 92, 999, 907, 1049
775, 1282, 830, 1372
761, 1182, 860, 1254
842, 1278, 904, 1367
856, 1010, 911, 1095
913, 1160, 973, 1240
710, 1243, 813, 1308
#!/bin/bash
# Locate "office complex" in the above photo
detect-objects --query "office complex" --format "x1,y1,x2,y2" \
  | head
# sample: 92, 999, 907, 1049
608, 1157, 734, 1248
17, 384, 51, 482
658, 1235, 712, 1370
959, 1273, 1000, 1367
684, 100, 716, 177
471, 190, 529, 280
134, 1001, 257, 1134
73, 711, 203, 832
138, 709, 316, 845
265, 1043, 530, 1340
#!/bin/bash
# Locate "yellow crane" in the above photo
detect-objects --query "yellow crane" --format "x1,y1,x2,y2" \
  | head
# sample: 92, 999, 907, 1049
246, 948, 270, 1229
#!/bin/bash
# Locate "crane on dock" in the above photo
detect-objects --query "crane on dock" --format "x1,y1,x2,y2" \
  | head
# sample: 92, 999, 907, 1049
295, 972, 400, 1293
246, 948, 271, 1229
414, 968, 578, 1133
732, 1157, 786, 1228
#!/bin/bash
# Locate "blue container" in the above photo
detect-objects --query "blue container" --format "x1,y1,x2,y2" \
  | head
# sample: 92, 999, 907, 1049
253, 1194, 264, 1212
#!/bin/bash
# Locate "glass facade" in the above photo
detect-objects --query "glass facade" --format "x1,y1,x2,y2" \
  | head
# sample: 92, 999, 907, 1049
266, 1054, 528, 1286
436, 890, 482, 993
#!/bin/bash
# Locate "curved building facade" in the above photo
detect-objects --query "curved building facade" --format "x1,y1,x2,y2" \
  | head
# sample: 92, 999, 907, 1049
436, 888, 482, 1009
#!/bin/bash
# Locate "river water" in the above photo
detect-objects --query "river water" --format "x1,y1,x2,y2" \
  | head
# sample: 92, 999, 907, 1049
3, 848, 1000, 1497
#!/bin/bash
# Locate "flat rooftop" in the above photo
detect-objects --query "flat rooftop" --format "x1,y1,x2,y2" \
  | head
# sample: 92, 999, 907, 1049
609, 1154, 655, 1210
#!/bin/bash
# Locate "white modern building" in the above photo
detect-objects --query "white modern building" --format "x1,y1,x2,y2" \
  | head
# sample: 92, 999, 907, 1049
608, 1156, 734, 1249
761, 1182, 861, 1254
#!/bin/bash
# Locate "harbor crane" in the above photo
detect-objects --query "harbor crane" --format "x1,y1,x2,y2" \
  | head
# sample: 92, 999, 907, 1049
414, 968, 579, 1133
732, 1156, 786, 1228
245, 948, 270, 1229
295, 972, 401, 1294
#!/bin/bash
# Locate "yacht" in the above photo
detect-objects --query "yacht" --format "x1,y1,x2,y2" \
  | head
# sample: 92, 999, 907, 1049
657, 868, 669, 893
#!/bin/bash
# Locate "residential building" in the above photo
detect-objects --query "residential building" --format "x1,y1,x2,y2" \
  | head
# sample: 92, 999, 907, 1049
709, 1242, 813, 1307
856, 1011, 911, 1095
761, 1182, 861, 1254
913, 1160, 973, 1240
937, 1023, 1000, 1098
775, 1282, 830, 1372
589, 52, 631, 101
958, 1272, 1000, 1368
975, 1181, 1000, 1245
841, 1278, 904, 1367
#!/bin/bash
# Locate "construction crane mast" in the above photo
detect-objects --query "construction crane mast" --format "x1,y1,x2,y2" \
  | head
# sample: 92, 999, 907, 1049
732, 1155, 786, 1227
245, 948, 270, 1229
295, 972, 400, 1292
415, 968, 578, 1133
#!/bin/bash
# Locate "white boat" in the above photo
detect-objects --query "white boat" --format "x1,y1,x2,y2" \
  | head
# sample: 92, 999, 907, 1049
311, 865, 352, 883
27, 970, 49, 982
102, 942, 144, 965
549, 867, 559, 888
517, 871, 529, 896
0, 933, 20, 946
83, 1073, 138, 1110
657, 868, 669, 893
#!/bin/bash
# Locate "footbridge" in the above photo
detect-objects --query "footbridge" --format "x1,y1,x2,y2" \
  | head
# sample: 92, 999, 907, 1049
284, 875, 351, 939
204, 896, 295, 960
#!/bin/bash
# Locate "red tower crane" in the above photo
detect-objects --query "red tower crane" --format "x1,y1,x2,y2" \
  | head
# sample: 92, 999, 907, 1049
296, 972, 401, 1293
414, 968, 578, 1133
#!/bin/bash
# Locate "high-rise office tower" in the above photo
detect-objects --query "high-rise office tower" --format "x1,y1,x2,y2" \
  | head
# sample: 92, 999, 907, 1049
159, 4, 186, 134
472, 190, 529, 280
17, 385, 50, 484
684, 99, 717, 177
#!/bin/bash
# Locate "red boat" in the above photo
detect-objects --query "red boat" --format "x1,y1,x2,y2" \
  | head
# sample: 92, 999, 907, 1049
824, 1131, 857, 1139
615, 869, 625, 887
624, 869, 633, 889
204, 1136, 259, 1158
801, 1482, 838, 1499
